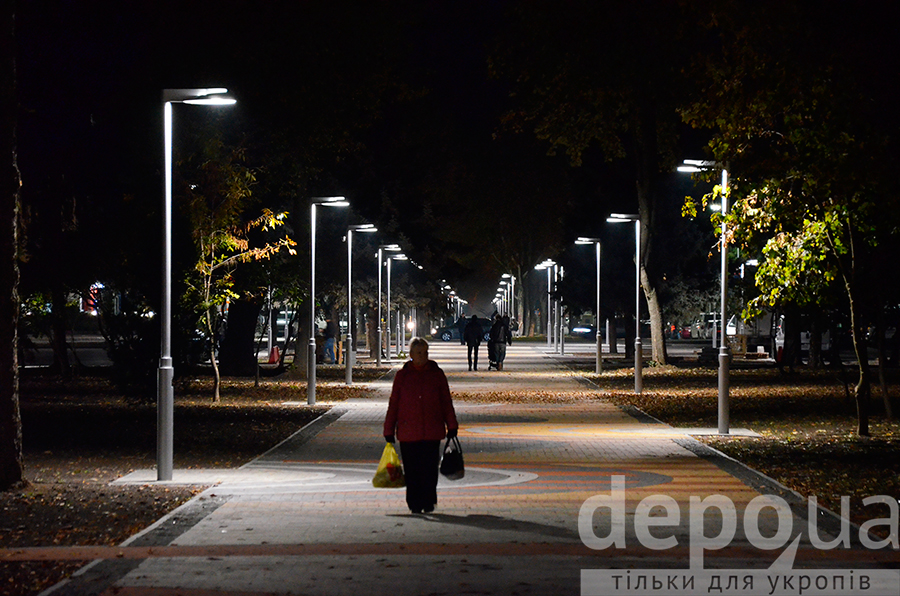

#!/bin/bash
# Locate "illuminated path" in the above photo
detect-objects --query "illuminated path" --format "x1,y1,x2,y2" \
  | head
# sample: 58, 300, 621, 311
24, 343, 898, 596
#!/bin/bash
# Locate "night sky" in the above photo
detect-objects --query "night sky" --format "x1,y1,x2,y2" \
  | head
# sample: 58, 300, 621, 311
13, 1, 899, 317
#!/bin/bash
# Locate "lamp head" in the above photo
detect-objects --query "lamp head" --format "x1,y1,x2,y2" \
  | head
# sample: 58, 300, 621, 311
183, 96, 236, 106
607, 213, 639, 223
313, 196, 349, 207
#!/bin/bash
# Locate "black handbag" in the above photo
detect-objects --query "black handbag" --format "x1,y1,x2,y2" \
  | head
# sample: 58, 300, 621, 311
440, 436, 465, 480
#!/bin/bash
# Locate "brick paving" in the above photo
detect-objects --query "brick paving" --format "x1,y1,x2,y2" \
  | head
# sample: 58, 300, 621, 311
25, 342, 900, 596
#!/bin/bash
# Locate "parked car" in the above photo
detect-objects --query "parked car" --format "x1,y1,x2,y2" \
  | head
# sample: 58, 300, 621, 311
691, 312, 721, 339
434, 317, 493, 342
569, 325, 597, 340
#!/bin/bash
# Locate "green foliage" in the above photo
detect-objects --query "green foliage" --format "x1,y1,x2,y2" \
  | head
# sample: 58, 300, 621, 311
177, 138, 296, 399
93, 286, 159, 397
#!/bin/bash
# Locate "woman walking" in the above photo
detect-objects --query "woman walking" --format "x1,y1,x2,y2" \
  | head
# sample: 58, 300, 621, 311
383, 337, 459, 513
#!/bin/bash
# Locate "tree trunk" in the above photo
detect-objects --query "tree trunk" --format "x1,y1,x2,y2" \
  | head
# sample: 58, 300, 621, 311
0, 2, 24, 490
634, 99, 667, 366
296, 299, 311, 377
808, 318, 823, 369
365, 305, 377, 358
846, 289, 870, 436
219, 298, 263, 377
874, 310, 893, 419
850, 329, 871, 437
608, 317, 618, 355
209, 333, 221, 402
640, 264, 667, 364
624, 314, 635, 359
50, 284, 71, 376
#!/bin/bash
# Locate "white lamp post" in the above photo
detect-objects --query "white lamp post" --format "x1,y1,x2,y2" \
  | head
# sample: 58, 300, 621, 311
376, 244, 401, 367
307, 197, 349, 405
557, 265, 565, 355
345, 224, 377, 385
607, 214, 642, 394
678, 159, 731, 434
387, 253, 408, 358
534, 259, 556, 349
158, 88, 235, 482
576, 237, 602, 373
502, 273, 516, 331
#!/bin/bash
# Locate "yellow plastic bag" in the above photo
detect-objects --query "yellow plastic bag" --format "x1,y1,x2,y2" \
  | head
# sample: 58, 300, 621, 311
372, 442, 405, 488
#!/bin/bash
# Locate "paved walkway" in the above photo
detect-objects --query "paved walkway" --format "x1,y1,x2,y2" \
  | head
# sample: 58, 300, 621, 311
30, 343, 900, 595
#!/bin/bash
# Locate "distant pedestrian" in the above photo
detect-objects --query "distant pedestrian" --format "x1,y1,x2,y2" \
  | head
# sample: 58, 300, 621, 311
383, 338, 459, 514
498, 315, 513, 370
489, 314, 512, 370
456, 314, 467, 345
487, 313, 501, 370
324, 316, 338, 364
463, 315, 483, 371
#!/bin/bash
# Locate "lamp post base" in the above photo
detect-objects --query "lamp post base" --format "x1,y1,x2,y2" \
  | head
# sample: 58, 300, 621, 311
345, 333, 353, 386
634, 338, 643, 394
718, 346, 731, 434
156, 361, 174, 481
307, 338, 317, 405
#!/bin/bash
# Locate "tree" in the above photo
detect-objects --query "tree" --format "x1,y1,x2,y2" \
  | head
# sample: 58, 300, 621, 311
0, 0, 23, 490
489, 0, 701, 364
680, 0, 900, 434
180, 140, 295, 401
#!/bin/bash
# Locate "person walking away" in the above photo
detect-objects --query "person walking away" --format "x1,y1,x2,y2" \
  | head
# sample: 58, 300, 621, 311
323, 316, 338, 364
463, 315, 483, 371
487, 313, 502, 370
383, 337, 459, 514
495, 315, 512, 370
456, 314, 467, 345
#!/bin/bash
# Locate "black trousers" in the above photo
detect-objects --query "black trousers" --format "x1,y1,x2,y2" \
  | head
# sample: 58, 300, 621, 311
467, 342, 480, 369
399, 440, 441, 512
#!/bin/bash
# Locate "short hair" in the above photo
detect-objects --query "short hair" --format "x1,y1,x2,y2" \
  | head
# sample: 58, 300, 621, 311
409, 337, 429, 351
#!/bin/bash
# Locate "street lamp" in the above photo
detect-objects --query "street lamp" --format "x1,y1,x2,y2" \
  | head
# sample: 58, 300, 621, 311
576, 237, 602, 373
345, 224, 377, 385
376, 244, 401, 367
678, 159, 731, 434
502, 273, 516, 331
387, 253, 408, 358
534, 259, 556, 349
158, 88, 235, 482
307, 197, 349, 405
557, 265, 565, 355
606, 214, 642, 394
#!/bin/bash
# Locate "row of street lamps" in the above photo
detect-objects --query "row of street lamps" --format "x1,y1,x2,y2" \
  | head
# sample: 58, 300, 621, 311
552, 160, 730, 433
159, 89, 237, 481
159, 88, 421, 477
159, 87, 732, 482
491, 273, 516, 322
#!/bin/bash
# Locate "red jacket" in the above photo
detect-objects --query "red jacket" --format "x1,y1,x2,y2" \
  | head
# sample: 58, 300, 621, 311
384, 360, 459, 442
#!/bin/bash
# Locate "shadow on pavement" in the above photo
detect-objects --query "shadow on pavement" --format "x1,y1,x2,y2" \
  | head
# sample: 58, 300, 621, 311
388, 512, 577, 540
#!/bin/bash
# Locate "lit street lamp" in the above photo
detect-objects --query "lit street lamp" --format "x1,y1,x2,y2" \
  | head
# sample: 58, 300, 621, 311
534, 259, 556, 349
678, 159, 730, 434
345, 224, 377, 385
387, 253, 408, 358
376, 244, 401, 367
576, 237, 602, 373
606, 214, 642, 394
502, 273, 516, 331
158, 88, 235, 481
557, 266, 565, 355
308, 197, 349, 405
